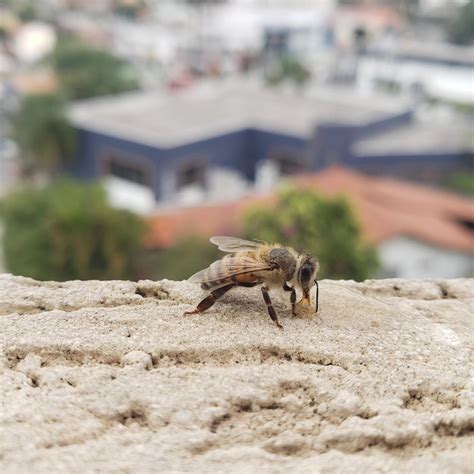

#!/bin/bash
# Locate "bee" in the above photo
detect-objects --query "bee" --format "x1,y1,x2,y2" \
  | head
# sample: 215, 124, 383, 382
184, 236, 319, 328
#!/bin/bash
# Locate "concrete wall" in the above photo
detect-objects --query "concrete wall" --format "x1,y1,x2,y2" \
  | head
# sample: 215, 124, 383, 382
3, 275, 473, 472
378, 236, 473, 279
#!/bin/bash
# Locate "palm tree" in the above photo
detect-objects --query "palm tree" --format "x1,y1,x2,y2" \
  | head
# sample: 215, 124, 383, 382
13, 93, 76, 177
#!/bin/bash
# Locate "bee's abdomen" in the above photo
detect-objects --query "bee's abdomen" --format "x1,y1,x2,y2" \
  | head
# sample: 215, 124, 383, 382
201, 279, 232, 291
200, 261, 230, 290
200, 260, 263, 290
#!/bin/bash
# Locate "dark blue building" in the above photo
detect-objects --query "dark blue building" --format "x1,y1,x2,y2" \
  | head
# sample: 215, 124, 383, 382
67, 82, 472, 201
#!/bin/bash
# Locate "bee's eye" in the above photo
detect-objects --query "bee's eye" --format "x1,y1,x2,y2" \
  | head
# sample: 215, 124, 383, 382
299, 263, 313, 287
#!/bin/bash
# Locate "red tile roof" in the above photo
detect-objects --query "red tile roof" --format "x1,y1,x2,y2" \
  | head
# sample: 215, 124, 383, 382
145, 167, 474, 254
145, 195, 274, 249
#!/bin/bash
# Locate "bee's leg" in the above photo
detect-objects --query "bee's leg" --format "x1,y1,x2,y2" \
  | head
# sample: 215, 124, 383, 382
184, 284, 234, 315
283, 283, 297, 316
261, 286, 283, 329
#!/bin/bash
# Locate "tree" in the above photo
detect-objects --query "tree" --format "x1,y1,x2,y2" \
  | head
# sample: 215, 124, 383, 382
13, 93, 76, 174
242, 188, 378, 281
448, 0, 474, 45
444, 171, 474, 196
1, 180, 145, 281
0, 0, 39, 21
265, 56, 311, 88
50, 40, 139, 100
16, 0, 38, 21
113, 0, 147, 18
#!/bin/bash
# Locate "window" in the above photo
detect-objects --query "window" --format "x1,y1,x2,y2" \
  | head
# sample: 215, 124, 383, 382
176, 162, 206, 189
269, 152, 306, 175
109, 160, 147, 185
101, 151, 151, 187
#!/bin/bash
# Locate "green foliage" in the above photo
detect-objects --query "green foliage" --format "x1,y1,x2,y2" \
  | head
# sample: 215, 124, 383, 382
152, 235, 221, 281
50, 40, 139, 100
113, 0, 146, 18
0, 0, 38, 21
14, 93, 76, 172
184, 0, 227, 5
16, 1, 38, 21
265, 56, 311, 87
1, 180, 145, 281
443, 172, 474, 196
242, 188, 379, 281
0, 26, 7, 41
448, 0, 474, 45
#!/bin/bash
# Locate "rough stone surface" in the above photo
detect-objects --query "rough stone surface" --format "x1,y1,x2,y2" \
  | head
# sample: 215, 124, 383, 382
1, 274, 473, 473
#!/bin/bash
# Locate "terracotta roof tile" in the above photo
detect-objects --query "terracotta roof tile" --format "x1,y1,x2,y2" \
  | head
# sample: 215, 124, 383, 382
146, 166, 474, 254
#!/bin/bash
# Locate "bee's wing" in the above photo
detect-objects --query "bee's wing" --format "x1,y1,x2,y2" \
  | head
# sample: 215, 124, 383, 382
210, 236, 265, 253
189, 256, 271, 290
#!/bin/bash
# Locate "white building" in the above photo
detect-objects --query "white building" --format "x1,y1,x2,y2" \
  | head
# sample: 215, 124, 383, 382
379, 237, 472, 279
357, 40, 474, 105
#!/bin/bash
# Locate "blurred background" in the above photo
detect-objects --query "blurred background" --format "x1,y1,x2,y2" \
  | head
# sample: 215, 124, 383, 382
0, 0, 472, 282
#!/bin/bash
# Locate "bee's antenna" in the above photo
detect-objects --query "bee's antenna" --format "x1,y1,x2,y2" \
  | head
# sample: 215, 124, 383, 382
314, 280, 319, 313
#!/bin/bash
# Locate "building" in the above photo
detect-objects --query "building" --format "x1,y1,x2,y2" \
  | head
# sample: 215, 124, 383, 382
67, 80, 472, 210
332, 4, 404, 50
349, 111, 473, 182
145, 166, 474, 279
357, 40, 474, 105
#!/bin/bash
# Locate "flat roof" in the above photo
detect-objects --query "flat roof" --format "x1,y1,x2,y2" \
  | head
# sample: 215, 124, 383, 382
68, 79, 407, 148
353, 119, 474, 156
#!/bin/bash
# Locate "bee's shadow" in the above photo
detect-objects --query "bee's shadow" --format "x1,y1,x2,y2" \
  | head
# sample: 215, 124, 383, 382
220, 287, 288, 310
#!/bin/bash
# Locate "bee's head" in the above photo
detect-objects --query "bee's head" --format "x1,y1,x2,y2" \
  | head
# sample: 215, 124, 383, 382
295, 253, 319, 292
293, 253, 320, 313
